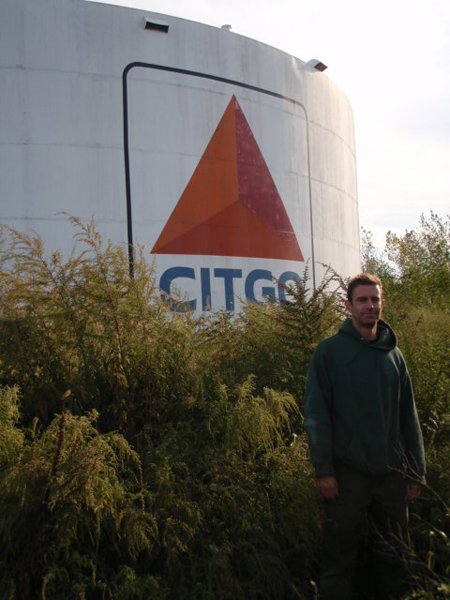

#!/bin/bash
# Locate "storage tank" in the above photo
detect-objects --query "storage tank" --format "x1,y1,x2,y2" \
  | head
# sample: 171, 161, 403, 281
0, 0, 360, 313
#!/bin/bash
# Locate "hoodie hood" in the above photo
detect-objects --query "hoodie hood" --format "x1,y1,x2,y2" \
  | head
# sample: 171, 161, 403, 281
340, 318, 397, 352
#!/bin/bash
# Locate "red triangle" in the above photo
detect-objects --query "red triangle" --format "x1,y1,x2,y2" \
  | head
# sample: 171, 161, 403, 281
154, 201, 302, 259
152, 96, 303, 261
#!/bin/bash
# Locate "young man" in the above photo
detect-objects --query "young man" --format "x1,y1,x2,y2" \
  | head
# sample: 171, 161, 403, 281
304, 273, 426, 600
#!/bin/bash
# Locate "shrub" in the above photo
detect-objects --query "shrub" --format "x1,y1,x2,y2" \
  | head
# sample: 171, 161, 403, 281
0, 214, 448, 598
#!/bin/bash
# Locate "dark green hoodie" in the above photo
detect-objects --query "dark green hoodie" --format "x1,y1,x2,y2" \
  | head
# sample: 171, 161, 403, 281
304, 318, 426, 483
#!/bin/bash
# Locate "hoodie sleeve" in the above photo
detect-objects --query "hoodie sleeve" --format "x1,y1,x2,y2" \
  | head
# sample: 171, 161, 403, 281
304, 344, 335, 478
399, 356, 426, 484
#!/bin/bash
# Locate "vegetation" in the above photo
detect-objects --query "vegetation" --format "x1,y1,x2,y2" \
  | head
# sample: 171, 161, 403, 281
361, 212, 450, 599
0, 213, 448, 599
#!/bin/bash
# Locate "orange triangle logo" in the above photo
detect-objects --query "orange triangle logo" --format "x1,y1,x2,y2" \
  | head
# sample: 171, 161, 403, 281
151, 96, 304, 261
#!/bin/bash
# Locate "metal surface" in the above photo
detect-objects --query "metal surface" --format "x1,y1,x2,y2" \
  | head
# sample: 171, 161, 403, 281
0, 0, 360, 313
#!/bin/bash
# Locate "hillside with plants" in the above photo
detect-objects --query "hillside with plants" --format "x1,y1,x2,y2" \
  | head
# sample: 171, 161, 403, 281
0, 214, 448, 599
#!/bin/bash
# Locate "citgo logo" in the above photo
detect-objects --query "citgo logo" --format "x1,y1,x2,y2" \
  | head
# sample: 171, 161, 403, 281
152, 95, 304, 311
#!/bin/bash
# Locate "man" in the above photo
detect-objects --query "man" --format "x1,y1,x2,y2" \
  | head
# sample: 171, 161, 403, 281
304, 273, 426, 600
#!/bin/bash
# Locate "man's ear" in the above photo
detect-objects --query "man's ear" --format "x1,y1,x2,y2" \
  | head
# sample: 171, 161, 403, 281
345, 299, 352, 312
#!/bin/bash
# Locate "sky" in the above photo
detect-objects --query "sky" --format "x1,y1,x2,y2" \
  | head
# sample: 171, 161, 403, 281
88, 0, 450, 248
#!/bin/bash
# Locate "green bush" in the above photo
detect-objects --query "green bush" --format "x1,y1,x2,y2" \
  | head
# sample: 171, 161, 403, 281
0, 390, 157, 599
0, 214, 448, 599
362, 212, 450, 597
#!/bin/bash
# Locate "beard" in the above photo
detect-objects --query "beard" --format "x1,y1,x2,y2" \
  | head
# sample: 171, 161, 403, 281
357, 313, 380, 328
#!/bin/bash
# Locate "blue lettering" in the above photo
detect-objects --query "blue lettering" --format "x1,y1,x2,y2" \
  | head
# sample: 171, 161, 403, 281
200, 267, 212, 311
158, 266, 302, 312
214, 268, 242, 312
277, 271, 302, 302
159, 266, 196, 311
245, 269, 276, 302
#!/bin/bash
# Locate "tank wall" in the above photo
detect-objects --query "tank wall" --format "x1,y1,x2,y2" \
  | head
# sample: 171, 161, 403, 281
0, 0, 360, 312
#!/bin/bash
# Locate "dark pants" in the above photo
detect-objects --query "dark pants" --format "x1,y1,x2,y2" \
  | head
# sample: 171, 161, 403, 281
319, 466, 410, 600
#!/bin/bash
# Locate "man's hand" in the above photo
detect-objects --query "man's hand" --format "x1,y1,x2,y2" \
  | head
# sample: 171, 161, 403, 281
406, 484, 421, 502
316, 476, 339, 500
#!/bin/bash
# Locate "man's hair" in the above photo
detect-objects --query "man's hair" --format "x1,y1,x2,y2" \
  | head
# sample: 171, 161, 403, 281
347, 273, 382, 302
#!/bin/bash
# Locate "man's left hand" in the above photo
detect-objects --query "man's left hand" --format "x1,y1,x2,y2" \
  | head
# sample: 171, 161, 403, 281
406, 484, 421, 502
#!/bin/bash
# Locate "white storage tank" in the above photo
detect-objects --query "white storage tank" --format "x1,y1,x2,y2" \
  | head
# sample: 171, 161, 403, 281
0, 0, 360, 312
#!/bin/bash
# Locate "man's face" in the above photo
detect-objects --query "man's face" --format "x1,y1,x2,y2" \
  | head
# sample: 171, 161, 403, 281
345, 284, 384, 329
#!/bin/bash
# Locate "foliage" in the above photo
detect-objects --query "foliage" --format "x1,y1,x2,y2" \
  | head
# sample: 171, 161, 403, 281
0, 218, 200, 438
361, 211, 450, 312
385, 211, 449, 310
0, 213, 448, 598
197, 266, 344, 407
0, 393, 158, 599
361, 212, 450, 597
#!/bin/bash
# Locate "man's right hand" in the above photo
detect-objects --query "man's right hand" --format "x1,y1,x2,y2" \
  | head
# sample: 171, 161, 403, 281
316, 476, 339, 500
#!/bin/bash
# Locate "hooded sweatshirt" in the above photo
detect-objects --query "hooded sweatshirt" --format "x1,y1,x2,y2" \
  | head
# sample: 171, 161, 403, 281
304, 318, 426, 483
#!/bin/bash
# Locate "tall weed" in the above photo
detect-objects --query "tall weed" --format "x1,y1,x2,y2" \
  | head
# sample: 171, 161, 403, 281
0, 216, 448, 598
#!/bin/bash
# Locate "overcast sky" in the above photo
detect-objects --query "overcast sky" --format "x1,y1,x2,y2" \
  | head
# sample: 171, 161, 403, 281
89, 0, 450, 248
